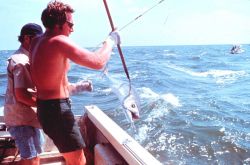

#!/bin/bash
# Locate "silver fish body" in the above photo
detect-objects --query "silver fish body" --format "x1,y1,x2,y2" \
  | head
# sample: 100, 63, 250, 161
119, 83, 140, 122
107, 76, 140, 123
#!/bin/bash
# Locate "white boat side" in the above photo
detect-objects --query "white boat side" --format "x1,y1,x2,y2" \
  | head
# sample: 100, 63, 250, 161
85, 105, 162, 165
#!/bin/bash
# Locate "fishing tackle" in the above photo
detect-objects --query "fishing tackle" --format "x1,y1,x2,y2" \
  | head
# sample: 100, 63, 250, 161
120, 0, 167, 31
103, 0, 141, 125
103, 0, 131, 92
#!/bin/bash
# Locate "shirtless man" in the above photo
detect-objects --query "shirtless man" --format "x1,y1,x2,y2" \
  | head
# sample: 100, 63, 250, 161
30, 1, 120, 164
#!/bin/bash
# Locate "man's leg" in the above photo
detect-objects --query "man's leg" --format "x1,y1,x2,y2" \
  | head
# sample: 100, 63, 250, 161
20, 156, 40, 165
62, 149, 86, 165
9, 126, 43, 165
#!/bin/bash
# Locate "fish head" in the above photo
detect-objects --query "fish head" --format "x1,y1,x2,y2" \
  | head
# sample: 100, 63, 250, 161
123, 94, 140, 121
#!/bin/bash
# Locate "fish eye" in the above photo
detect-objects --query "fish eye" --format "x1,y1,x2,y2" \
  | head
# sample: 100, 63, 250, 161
131, 104, 136, 108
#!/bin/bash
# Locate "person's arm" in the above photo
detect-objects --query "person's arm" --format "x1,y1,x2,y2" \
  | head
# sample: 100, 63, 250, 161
56, 31, 120, 70
68, 80, 93, 95
15, 88, 36, 107
56, 36, 112, 70
13, 63, 36, 107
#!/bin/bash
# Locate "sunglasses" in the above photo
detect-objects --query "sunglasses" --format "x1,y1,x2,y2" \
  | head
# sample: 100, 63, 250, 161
66, 21, 74, 29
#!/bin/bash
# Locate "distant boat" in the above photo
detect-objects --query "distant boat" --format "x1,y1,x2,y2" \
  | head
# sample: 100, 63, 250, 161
230, 45, 245, 54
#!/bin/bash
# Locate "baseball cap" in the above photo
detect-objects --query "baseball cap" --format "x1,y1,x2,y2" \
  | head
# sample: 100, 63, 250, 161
20, 23, 43, 36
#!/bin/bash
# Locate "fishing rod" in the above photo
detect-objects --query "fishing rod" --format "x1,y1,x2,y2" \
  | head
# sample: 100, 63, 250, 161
102, 0, 166, 88
103, 0, 131, 87
119, 0, 166, 31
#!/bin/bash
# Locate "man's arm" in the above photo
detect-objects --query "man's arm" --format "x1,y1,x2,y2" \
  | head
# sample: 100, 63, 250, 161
68, 80, 93, 95
55, 31, 120, 70
15, 88, 36, 107
13, 63, 37, 107
57, 36, 112, 70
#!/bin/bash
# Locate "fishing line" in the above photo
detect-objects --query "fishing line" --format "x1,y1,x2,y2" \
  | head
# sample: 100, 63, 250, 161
96, 0, 167, 85
91, 0, 167, 50
163, 15, 169, 25
119, 0, 167, 31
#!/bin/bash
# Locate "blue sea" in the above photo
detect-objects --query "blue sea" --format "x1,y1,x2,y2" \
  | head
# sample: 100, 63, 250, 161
0, 45, 250, 165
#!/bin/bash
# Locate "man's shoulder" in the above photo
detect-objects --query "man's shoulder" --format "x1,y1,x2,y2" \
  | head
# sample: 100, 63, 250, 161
50, 34, 68, 41
9, 54, 29, 66
52, 35, 72, 44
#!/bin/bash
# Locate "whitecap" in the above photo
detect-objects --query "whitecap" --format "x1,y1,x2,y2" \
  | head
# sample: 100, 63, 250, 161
139, 87, 159, 99
161, 93, 182, 107
166, 63, 247, 83
135, 124, 150, 142
139, 87, 181, 107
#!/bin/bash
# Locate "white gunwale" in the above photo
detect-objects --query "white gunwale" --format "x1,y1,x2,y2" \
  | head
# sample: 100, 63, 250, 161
85, 105, 162, 165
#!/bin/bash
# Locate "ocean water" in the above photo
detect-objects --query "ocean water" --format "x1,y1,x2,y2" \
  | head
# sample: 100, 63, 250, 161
1, 45, 250, 165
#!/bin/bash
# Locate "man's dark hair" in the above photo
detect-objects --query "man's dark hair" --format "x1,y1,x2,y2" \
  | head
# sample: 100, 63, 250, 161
18, 23, 43, 43
41, 0, 74, 29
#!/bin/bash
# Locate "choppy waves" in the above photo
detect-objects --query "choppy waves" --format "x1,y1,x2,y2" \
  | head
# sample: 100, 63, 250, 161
1, 45, 250, 164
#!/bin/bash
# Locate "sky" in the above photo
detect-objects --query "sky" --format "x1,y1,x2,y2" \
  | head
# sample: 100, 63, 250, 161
0, 0, 250, 50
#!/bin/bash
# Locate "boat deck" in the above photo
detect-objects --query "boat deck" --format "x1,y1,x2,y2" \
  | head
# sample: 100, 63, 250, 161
0, 130, 65, 164
0, 105, 162, 165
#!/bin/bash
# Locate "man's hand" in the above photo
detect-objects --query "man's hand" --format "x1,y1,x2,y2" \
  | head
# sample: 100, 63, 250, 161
109, 30, 121, 45
75, 80, 93, 92
68, 80, 93, 95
